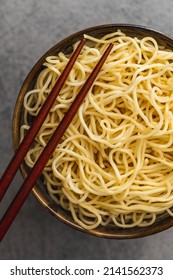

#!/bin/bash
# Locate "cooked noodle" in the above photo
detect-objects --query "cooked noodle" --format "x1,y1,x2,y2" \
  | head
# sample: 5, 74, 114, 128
20, 31, 173, 229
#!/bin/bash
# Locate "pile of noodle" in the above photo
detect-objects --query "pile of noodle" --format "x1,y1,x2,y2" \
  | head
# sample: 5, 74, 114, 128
20, 31, 173, 229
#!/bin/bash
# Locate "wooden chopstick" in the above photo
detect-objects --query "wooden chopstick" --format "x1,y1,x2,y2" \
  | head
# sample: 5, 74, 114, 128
0, 38, 86, 201
0, 42, 113, 241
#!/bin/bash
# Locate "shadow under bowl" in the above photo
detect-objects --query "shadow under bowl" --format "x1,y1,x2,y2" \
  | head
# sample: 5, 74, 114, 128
12, 23, 173, 239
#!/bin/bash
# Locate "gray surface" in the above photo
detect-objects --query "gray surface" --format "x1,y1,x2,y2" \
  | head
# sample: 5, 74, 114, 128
0, 0, 173, 260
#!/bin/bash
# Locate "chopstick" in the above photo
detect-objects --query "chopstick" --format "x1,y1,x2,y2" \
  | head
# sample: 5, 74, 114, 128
0, 38, 86, 201
0, 42, 113, 241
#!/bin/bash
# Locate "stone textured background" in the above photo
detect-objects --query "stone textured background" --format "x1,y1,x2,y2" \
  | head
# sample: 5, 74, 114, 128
0, 0, 173, 259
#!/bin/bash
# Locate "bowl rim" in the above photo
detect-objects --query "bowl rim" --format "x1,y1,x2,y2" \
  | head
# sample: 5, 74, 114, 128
12, 23, 173, 239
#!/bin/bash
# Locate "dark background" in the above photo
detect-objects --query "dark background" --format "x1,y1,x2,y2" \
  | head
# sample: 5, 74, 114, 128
0, 0, 173, 259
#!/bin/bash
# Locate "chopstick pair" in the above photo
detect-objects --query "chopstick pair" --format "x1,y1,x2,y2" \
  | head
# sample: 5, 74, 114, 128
0, 38, 113, 241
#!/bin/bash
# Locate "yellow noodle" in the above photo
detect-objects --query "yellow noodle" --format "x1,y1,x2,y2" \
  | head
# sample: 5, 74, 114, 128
21, 31, 173, 229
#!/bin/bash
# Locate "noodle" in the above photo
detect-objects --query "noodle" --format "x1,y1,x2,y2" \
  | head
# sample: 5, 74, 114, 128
20, 31, 173, 229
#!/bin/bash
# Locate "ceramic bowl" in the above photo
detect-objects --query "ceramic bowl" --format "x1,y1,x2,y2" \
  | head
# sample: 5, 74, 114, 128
12, 24, 173, 239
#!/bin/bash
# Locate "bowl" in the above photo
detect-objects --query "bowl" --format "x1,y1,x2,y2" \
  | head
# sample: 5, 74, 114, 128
12, 23, 173, 239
